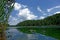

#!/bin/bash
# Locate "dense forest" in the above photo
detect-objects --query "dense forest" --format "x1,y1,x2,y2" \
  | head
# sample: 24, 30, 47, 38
16, 13, 60, 26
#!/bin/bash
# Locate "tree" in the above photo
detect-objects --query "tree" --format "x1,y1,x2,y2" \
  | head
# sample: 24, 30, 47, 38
0, 0, 15, 40
17, 13, 60, 26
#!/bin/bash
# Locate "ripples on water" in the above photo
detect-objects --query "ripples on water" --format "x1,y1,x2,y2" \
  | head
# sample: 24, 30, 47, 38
6, 28, 57, 40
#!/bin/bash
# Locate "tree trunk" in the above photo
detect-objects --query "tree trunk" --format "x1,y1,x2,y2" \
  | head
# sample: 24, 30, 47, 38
0, 23, 6, 40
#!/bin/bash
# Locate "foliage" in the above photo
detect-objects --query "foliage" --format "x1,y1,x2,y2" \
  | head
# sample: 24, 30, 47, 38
0, 0, 15, 23
17, 13, 60, 26
0, 0, 15, 38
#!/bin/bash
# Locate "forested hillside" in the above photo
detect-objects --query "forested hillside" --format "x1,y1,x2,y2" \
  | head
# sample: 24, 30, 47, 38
17, 13, 60, 26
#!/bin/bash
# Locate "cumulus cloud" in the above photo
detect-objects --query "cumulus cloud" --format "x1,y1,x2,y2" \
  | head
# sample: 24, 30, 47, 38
14, 2, 37, 20
9, 16, 17, 25
47, 6, 60, 12
9, 2, 38, 25
14, 3, 22, 10
39, 16, 45, 19
18, 8, 37, 20
14, 3, 27, 10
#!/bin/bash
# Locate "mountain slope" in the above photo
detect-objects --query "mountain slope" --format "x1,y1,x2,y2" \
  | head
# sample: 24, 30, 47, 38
17, 13, 60, 26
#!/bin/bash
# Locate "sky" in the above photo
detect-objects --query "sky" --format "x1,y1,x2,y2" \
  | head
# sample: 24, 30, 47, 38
8, 0, 60, 25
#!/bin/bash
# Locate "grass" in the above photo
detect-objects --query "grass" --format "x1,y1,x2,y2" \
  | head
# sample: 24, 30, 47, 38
17, 27, 60, 40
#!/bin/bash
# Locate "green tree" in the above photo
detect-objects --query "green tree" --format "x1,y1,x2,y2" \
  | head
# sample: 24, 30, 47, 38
0, 0, 15, 40
17, 13, 60, 26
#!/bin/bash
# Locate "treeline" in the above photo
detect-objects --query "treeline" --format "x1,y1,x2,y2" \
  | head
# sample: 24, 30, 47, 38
17, 13, 60, 26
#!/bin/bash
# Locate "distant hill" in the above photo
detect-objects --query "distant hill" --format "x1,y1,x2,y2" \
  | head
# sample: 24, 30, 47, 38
17, 13, 60, 26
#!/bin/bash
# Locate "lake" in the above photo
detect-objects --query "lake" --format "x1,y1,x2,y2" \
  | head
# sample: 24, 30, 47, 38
6, 26, 59, 40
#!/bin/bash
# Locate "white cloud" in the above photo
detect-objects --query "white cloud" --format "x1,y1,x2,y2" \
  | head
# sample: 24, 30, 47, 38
27, 14, 37, 20
54, 11, 60, 14
9, 2, 38, 25
22, 5, 27, 8
14, 3, 22, 10
39, 16, 45, 19
18, 8, 37, 20
43, 13, 47, 16
14, 2, 37, 20
37, 6, 42, 12
8, 16, 19, 25
14, 3, 28, 10
37, 6, 47, 15
37, 6, 45, 13
47, 6, 60, 12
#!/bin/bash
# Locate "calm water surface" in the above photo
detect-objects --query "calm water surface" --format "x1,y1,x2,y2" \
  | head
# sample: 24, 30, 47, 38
6, 28, 57, 40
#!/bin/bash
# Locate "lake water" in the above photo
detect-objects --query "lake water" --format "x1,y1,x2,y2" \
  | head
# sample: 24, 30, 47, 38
6, 28, 57, 40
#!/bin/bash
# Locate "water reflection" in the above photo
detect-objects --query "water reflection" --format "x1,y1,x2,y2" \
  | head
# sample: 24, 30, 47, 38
6, 28, 57, 40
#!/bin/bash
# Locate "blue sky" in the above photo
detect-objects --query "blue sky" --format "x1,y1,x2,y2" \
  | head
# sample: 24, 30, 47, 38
9, 0, 60, 25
